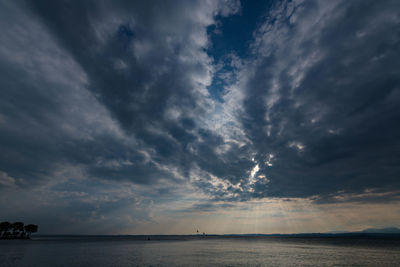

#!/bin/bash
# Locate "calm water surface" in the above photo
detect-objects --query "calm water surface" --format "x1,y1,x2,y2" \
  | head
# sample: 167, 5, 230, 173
1, 236, 399, 266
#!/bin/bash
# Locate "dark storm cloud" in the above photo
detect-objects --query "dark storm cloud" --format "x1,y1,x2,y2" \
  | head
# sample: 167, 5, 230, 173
20, 0, 252, 187
240, 0, 400, 200
0, 0, 252, 213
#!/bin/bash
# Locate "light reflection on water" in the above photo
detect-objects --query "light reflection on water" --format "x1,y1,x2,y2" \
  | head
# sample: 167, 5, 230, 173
1, 236, 400, 266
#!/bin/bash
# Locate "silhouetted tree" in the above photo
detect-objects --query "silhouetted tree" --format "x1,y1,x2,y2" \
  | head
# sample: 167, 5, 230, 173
1, 221, 38, 239
24, 224, 38, 238
0, 221, 11, 238
11, 222, 25, 238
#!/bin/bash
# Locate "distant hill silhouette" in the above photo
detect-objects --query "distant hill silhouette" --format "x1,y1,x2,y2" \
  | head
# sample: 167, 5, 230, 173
225, 227, 400, 238
327, 227, 400, 234
361, 227, 400, 234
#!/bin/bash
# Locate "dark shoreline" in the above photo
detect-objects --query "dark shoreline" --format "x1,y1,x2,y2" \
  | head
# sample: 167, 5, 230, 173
20, 233, 400, 243
0, 237, 31, 240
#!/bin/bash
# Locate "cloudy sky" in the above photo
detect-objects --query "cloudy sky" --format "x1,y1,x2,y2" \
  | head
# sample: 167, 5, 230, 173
0, 0, 399, 234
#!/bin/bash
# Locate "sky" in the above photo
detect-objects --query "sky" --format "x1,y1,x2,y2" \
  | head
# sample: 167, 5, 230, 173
0, 0, 400, 235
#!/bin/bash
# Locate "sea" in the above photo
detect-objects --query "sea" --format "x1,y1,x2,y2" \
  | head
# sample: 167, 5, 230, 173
1, 235, 400, 266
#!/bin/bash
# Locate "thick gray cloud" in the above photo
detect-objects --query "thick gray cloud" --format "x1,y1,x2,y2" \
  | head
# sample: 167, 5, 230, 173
237, 0, 400, 200
0, 0, 245, 187
23, 0, 253, 187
